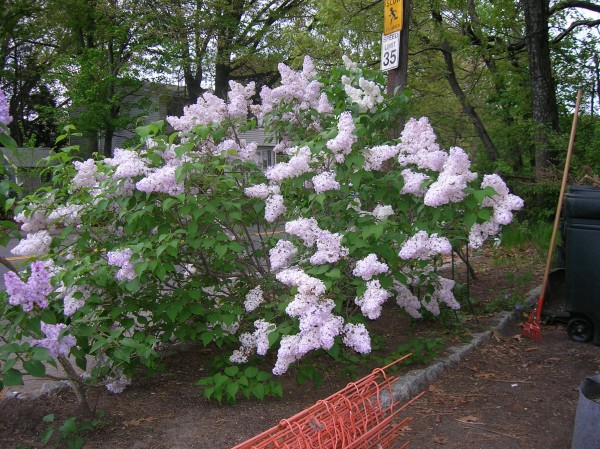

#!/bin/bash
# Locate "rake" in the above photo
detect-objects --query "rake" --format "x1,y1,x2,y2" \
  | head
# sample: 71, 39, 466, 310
522, 89, 582, 342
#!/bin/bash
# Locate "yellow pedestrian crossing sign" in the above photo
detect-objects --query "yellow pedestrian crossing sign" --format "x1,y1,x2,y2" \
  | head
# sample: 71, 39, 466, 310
384, 0, 403, 35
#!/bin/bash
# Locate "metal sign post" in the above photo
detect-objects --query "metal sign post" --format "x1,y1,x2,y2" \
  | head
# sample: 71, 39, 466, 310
383, 0, 409, 137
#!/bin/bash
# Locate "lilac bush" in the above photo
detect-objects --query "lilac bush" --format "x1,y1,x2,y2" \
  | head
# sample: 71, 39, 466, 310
0, 57, 523, 408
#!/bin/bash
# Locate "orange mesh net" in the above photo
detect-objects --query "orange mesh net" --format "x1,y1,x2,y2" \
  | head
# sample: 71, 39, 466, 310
231, 355, 423, 449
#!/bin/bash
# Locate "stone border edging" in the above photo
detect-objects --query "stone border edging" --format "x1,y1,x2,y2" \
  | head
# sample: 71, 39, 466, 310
386, 309, 520, 406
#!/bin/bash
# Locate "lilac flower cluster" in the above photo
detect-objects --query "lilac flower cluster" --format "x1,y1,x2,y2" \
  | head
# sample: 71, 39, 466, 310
72, 159, 105, 189
363, 144, 400, 171
269, 239, 297, 272
372, 204, 394, 221
265, 146, 312, 183
398, 117, 448, 172
254, 56, 332, 121
284, 218, 348, 265
244, 285, 264, 312
105, 148, 150, 179
47, 204, 85, 228
168, 81, 255, 133
311, 171, 340, 194
342, 323, 371, 353
58, 283, 90, 316
244, 184, 286, 222
272, 267, 347, 374
4, 261, 52, 312
106, 248, 137, 282
355, 280, 392, 319
398, 230, 452, 260
341, 76, 384, 113
229, 319, 276, 364
326, 112, 356, 163
0, 89, 12, 130
136, 166, 184, 195
11, 230, 52, 257
31, 322, 75, 358
468, 174, 525, 248
352, 253, 389, 280
106, 371, 131, 394
423, 147, 477, 207
393, 281, 422, 319
400, 169, 430, 197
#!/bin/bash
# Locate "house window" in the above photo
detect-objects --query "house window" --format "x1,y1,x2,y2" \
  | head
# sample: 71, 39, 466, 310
258, 148, 276, 169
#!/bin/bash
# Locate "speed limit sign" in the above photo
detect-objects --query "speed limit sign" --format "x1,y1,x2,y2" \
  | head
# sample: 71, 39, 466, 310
381, 32, 400, 71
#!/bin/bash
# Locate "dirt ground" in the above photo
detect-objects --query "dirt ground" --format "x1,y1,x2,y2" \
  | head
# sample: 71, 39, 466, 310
1, 247, 598, 449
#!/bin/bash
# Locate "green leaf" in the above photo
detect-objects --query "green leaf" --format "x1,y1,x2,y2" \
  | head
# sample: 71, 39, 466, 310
252, 383, 266, 400
226, 382, 240, 399
41, 428, 54, 445
325, 268, 341, 279
244, 366, 259, 378
224, 366, 239, 377
23, 360, 46, 378
256, 371, 272, 382
214, 245, 228, 258
2, 368, 23, 386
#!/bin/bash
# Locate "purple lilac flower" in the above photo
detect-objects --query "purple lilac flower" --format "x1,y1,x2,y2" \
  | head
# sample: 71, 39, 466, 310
4, 261, 52, 312
31, 322, 76, 358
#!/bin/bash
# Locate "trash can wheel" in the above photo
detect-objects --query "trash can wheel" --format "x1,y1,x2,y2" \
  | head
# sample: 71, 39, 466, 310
568, 317, 594, 342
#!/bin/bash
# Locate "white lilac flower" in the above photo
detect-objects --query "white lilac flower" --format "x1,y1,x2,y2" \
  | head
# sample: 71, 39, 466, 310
0, 89, 12, 130
353, 254, 389, 281
398, 231, 452, 260
244, 285, 264, 312
372, 204, 394, 221
311, 171, 340, 194
326, 112, 356, 163
343, 323, 371, 353
393, 281, 422, 319
285, 217, 320, 247
480, 174, 524, 225
269, 240, 297, 272
355, 280, 392, 320
136, 166, 184, 195
15, 209, 49, 233
106, 248, 137, 282
254, 56, 324, 121
265, 146, 312, 183
244, 183, 270, 199
264, 194, 286, 222
400, 169, 430, 197
11, 230, 52, 257
310, 230, 348, 265
398, 117, 448, 172
363, 144, 400, 171
105, 148, 150, 179
423, 147, 477, 207
72, 159, 101, 188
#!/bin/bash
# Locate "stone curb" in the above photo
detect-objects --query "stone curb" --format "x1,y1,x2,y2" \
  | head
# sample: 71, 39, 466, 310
384, 308, 522, 407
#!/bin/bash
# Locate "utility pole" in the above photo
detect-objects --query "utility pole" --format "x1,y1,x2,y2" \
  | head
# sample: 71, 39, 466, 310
382, 0, 409, 137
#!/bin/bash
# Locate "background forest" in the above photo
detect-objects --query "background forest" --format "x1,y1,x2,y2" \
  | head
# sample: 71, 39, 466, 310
1, 0, 600, 219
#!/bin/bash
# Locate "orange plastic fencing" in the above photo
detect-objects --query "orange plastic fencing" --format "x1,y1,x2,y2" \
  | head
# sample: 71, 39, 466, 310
231, 355, 424, 449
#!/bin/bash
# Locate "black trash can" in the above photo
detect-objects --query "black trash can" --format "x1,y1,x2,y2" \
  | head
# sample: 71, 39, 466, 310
564, 185, 600, 343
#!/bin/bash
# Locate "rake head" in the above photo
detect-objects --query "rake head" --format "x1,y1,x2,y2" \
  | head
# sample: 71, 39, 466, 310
522, 297, 543, 342
522, 319, 542, 342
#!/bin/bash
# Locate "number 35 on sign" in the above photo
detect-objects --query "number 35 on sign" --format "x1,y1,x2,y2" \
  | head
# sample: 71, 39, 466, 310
381, 32, 400, 71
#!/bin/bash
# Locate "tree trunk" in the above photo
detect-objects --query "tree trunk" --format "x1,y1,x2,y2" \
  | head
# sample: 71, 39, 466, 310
431, 9, 499, 163
522, 0, 560, 178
